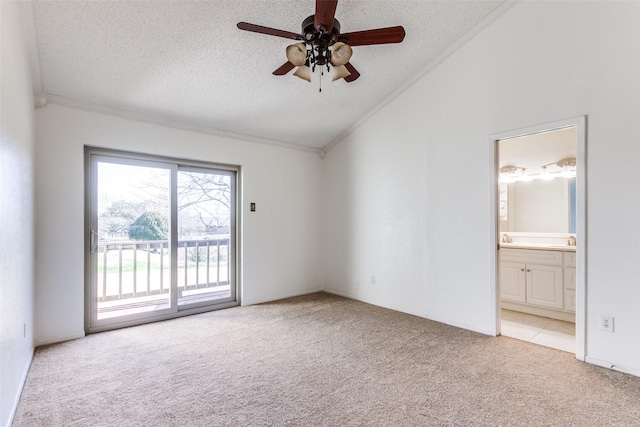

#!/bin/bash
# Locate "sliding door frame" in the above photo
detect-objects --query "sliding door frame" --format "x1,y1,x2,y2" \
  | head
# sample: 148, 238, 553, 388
84, 147, 242, 334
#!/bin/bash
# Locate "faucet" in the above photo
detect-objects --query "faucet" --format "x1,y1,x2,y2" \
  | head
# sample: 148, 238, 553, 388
568, 236, 576, 246
501, 234, 512, 243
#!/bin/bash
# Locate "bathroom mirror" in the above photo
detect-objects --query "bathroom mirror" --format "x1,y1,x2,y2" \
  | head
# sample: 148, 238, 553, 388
500, 178, 576, 233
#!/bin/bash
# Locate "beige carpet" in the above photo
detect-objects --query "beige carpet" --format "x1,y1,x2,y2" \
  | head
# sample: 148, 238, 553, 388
13, 293, 640, 426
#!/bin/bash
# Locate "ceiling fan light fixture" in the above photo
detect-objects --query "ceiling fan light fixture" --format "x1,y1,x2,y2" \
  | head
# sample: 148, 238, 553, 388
332, 64, 351, 81
286, 43, 308, 66
294, 65, 312, 82
237, 1, 406, 87
330, 42, 352, 66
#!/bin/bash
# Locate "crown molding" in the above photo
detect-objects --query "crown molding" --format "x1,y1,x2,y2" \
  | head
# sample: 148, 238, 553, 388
45, 94, 322, 155
19, 1, 45, 104
322, 0, 518, 154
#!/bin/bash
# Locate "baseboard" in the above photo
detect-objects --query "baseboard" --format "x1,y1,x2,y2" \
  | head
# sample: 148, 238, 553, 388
248, 287, 497, 338
322, 288, 356, 299
585, 356, 640, 378
6, 347, 34, 427
242, 288, 323, 306
501, 301, 575, 323
35, 331, 85, 347
322, 290, 496, 336
425, 314, 497, 337
324, 290, 428, 319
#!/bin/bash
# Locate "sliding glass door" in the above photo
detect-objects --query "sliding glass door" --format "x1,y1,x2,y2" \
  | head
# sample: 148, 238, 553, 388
176, 167, 236, 307
86, 149, 238, 332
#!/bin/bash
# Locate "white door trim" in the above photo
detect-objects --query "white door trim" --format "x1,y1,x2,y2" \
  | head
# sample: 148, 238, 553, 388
489, 116, 587, 361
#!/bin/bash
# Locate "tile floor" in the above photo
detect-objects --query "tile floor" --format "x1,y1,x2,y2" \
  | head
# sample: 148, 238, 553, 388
500, 309, 575, 353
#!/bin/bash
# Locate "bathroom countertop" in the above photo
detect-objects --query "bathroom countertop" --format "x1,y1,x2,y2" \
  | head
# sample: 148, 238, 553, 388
500, 242, 576, 252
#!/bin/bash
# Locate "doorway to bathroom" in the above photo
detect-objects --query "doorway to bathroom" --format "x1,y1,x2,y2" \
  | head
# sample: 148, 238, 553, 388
491, 117, 586, 359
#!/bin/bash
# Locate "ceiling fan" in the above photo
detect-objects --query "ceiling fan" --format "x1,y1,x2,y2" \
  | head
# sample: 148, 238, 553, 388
237, 0, 405, 87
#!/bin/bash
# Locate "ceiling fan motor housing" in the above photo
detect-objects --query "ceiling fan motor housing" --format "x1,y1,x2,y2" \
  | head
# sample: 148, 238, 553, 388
302, 15, 344, 66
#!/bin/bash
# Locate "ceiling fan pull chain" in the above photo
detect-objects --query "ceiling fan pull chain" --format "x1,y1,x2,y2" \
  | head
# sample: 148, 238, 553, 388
311, 46, 317, 73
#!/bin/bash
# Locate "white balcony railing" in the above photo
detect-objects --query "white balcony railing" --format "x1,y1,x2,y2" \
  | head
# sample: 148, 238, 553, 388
96, 237, 230, 305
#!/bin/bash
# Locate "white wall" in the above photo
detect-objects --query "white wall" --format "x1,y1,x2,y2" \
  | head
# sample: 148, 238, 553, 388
324, 1, 640, 374
34, 104, 324, 345
0, 2, 36, 425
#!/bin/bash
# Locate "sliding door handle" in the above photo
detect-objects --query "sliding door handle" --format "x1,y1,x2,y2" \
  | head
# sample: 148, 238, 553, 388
90, 229, 98, 254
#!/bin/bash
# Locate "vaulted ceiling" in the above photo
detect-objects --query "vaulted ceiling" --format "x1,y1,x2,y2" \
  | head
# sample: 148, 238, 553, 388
28, 0, 505, 151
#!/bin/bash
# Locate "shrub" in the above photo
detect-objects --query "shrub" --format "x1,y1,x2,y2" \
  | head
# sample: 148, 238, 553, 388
128, 211, 168, 241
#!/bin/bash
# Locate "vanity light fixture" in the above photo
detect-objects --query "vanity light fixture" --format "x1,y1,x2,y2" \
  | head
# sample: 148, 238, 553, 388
499, 165, 526, 183
500, 158, 576, 183
540, 165, 554, 180
557, 157, 577, 178
540, 158, 576, 180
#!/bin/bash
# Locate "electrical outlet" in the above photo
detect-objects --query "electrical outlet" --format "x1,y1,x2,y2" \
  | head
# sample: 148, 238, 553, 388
371, 275, 376, 284
601, 315, 614, 332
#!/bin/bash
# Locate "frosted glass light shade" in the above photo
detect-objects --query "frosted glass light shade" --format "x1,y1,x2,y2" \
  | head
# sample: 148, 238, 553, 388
286, 44, 308, 66
330, 42, 352, 66
293, 65, 311, 82
332, 65, 351, 81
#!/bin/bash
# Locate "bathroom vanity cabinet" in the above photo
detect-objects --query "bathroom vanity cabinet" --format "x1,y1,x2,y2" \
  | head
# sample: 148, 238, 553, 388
500, 247, 576, 322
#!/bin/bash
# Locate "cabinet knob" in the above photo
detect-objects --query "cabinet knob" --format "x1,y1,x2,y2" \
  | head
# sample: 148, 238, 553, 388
520, 268, 525, 271
527, 269, 531, 272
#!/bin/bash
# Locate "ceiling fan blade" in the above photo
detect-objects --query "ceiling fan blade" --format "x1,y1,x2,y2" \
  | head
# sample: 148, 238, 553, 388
315, 0, 338, 32
343, 63, 360, 82
273, 61, 296, 76
341, 26, 406, 46
237, 22, 301, 40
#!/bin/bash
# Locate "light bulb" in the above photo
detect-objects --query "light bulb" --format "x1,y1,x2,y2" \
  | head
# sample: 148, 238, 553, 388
540, 166, 554, 180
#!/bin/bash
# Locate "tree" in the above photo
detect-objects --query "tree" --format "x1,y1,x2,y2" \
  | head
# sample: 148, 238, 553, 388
128, 211, 168, 241
141, 171, 232, 237
100, 199, 146, 237
177, 172, 230, 211
176, 172, 231, 236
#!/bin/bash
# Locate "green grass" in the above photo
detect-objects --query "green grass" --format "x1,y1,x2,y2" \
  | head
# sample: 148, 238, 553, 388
96, 248, 227, 274
97, 250, 168, 274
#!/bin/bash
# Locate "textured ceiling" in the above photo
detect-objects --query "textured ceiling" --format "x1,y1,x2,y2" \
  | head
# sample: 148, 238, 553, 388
30, 0, 505, 150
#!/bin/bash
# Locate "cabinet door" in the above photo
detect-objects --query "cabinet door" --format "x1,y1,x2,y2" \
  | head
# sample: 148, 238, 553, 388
526, 264, 564, 309
563, 267, 576, 312
564, 289, 576, 312
500, 262, 526, 303
564, 267, 576, 290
